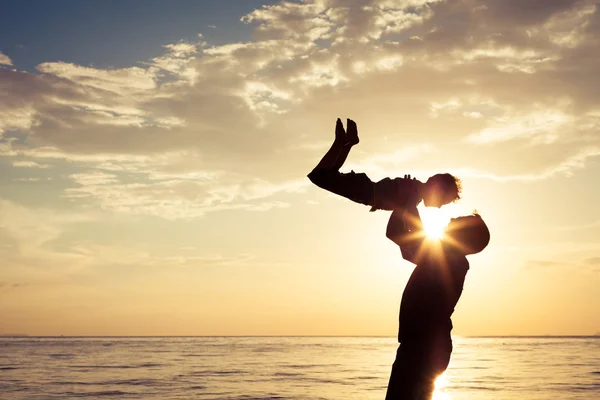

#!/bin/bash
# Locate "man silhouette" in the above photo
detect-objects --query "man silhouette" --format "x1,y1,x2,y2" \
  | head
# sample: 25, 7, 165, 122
384, 180, 490, 399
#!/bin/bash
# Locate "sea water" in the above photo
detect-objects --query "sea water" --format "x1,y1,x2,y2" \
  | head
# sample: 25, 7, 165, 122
1, 336, 598, 399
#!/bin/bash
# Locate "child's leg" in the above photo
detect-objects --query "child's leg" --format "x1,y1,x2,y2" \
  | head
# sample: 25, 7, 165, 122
313, 118, 348, 171
308, 118, 373, 207
334, 118, 359, 170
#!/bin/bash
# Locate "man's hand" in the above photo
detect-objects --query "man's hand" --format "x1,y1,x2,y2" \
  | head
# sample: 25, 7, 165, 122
403, 174, 422, 208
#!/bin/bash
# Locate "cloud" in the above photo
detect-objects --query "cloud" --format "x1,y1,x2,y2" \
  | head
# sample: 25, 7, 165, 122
467, 107, 572, 145
0, 52, 12, 66
69, 171, 119, 186
526, 260, 565, 268
12, 161, 52, 168
0, 199, 67, 248
343, 144, 435, 178
0, 194, 276, 281
61, 162, 309, 220
63, 173, 306, 220
0, 204, 270, 287
147, 42, 200, 84
452, 146, 600, 182
65, 244, 259, 269
37, 62, 157, 93
242, 1, 333, 42
1, 0, 600, 219
12, 177, 52, 182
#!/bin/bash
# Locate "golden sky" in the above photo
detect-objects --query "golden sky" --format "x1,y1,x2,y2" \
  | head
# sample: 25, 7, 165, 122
1, 0, 599, 336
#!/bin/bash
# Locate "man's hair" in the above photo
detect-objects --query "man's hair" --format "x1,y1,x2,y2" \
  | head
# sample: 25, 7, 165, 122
429, 173, 462, 203
445, 212, 490, 255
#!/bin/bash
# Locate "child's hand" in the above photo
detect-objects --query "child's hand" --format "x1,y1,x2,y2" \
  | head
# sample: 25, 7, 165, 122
346, 118, 360, 146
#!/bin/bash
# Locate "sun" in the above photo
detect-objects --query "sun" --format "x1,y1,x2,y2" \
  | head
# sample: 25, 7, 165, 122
420, 207, 451, 240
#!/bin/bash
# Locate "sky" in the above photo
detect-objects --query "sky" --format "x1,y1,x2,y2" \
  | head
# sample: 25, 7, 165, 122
0, 0, 599, 337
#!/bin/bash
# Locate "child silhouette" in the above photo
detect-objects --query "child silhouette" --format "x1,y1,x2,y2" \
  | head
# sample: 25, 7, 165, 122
307, 118, 461, 211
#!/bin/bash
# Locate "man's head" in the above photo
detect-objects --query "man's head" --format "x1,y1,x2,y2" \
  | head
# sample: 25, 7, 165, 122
444, 212, 490, 255
422, 174, 461, 208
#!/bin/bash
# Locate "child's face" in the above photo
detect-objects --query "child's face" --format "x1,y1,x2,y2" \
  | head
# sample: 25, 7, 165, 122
423, 179, 455, 207
423, 192, 443, 208
422, 186, 448, 208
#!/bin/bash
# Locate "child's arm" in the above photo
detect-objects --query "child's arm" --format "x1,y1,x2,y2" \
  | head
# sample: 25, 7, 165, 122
308, 118, 374, 207
386, 196, 425, 264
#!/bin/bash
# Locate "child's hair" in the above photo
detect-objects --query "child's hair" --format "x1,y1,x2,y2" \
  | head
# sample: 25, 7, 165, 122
445, 212, 490, 255
428, 173, 462, 203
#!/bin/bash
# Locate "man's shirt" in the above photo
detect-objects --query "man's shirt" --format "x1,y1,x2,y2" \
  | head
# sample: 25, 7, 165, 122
398, 245, 469, 344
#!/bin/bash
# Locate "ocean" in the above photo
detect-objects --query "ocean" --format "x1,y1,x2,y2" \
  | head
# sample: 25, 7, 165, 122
1, 336, 598, 400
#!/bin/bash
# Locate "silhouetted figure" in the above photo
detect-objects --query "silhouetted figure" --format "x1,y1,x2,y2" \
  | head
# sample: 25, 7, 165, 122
307, 118, 461, 210
306, 118, 483, 398
385, 184, 490, 399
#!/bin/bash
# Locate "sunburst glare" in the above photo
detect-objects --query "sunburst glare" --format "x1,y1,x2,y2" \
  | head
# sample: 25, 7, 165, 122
420, 206, 452, 240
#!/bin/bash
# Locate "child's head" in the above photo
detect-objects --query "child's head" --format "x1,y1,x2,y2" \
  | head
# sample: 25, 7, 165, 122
422, 173, 461, 208
444, 212, 490, 255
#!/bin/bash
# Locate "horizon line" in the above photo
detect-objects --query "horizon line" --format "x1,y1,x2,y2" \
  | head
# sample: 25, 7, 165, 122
1, 334, 599, 338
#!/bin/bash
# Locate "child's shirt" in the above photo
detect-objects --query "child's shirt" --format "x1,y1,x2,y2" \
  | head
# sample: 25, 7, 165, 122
370, 177, 416, 211
307, 168, 417, 211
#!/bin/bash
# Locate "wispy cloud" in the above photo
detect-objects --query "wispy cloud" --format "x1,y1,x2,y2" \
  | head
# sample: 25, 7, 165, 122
467, 107, 572, 145
0, 0, 599, 216
12, 161, 52, 169
0, 52, 12, 66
